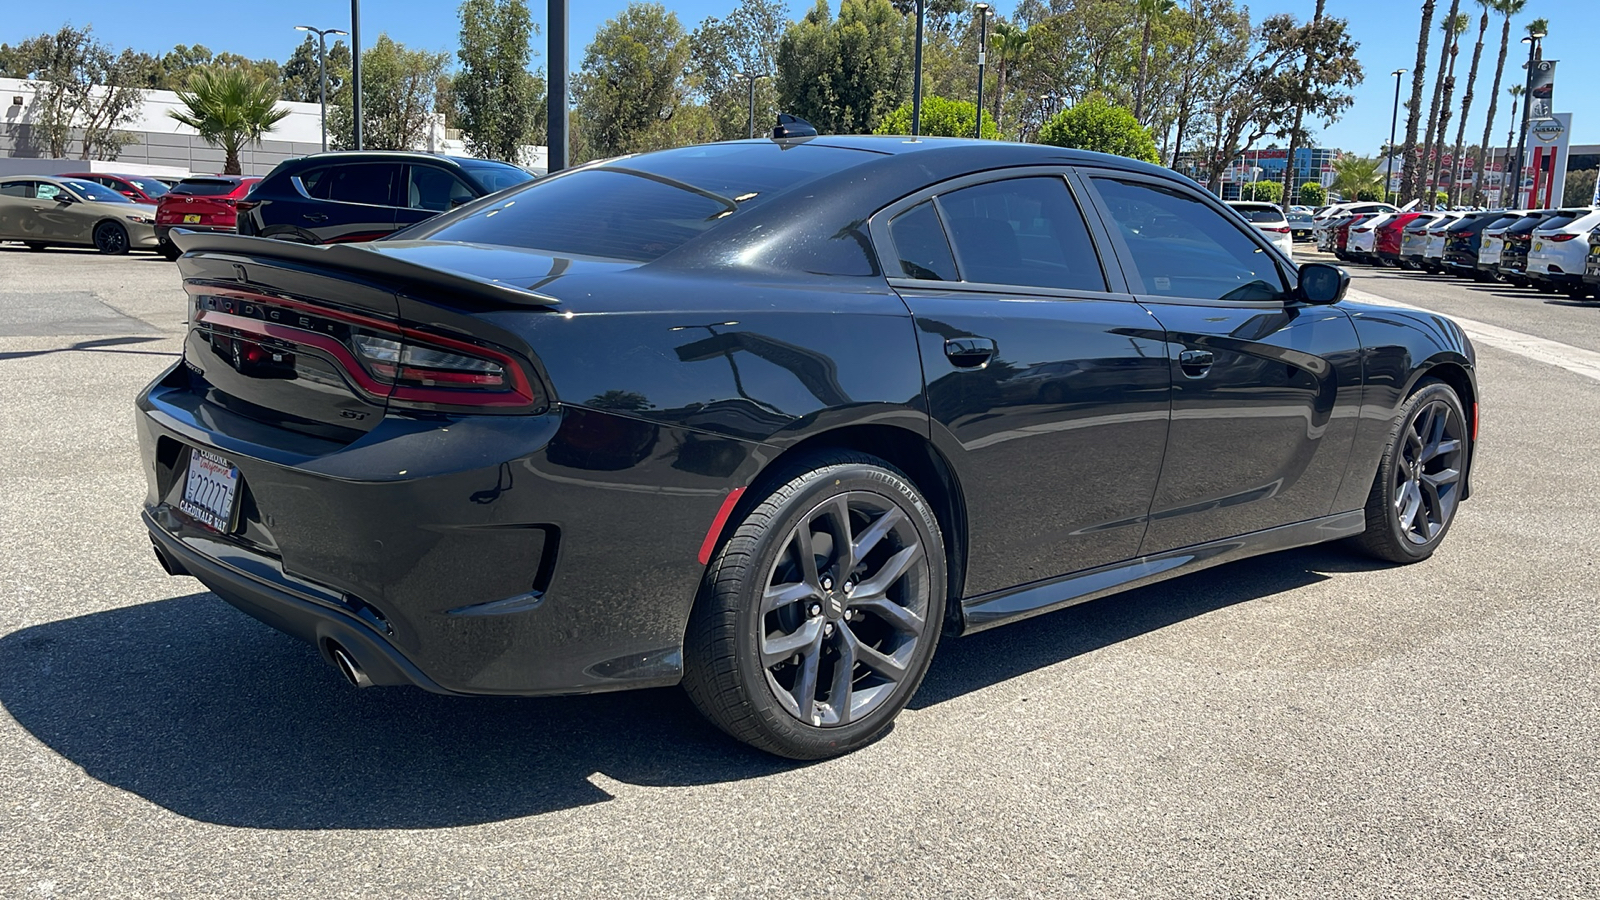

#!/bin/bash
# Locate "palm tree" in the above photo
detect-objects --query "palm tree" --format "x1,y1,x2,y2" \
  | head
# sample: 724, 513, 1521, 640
1428, 14, 1470, 197
169, 68, 290, 176
1400, 1, 1437, 201
1132, 0, 1176, 123
1447, 1, 1491, 205
1331, 155, 1384, 200
1471, 0, 1525, 207
1499, 83, 1523, 203
988, 21, 1032, 135
1419, 0, 1462, 200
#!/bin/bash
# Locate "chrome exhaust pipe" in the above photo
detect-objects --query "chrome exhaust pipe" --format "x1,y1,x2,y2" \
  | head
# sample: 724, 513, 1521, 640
328, 643, 373, 688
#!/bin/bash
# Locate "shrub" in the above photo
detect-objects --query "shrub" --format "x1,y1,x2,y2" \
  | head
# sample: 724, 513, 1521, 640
1239, 180, 1283, 204
1037, 95, 1160, 164
874, 96, 998, 140
1298, 182, 1327, 207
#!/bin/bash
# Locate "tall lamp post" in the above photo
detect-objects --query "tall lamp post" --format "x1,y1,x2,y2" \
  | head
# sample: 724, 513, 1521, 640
1509, 30, 1545, 209
738, 72, 770, 139
294, 25, 347, 152
911, 0, 925, 136
548, 0, 569, 172
349, 0, 363, 150
973, 3, 991, 139
1386, 67, 1405, 205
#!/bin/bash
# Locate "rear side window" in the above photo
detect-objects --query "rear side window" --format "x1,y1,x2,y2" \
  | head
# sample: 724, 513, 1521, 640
173, 179, 240, 197
937, 177, 1107, 292
0, 181, 30, 198
324, 164, 400, 206
1092, 177, 1287, 302
888, 201, 957, 281
1236, 207, 1287, 224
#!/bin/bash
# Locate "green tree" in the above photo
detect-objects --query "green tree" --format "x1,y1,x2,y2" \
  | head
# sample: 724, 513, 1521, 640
1132, 0, 1176, 123
573, 3, 694, 160
168, 67, 289, 174
281, 36, 351, 104
1276, 1, 1362, 210
1330, 154, 1383, 199
775, 0, 911, 135
3, 26, 146, 159
454, 0, 546, 162
1471, 0, 1526, 206
1299, 181, 1328, 207
987, 20, 1031, 134
328, 35, 449, 151
1565, 169, 1597, 208
1240, 180, 1283, 203
874, 95, 997, 138
690, 0, 785, 141
1038, 95, 1159, 163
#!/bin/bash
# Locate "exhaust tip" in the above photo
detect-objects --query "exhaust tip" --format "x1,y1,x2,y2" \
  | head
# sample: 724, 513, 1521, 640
151, 541, 188, 577
328, 643, 373, 688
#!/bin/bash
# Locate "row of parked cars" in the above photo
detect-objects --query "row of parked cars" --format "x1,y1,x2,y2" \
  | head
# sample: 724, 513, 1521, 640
1315, 200, 1600, 299
0, 152, 536, 257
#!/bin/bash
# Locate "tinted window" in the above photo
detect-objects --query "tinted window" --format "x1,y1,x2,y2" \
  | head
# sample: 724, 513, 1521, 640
407, 166, 476, 212
1236, 207, 1287, 224
937, 177, 1106, 292
325, 163, 400, 206
1538, 214, 1580, 229
459, 161, 535, 193
1093, 177, 1287, 302
172, 178, 241, 197
125, 178, 168, 198
61, 179, 132, 203
1507, 216, 1546, 234
0, 181, 30, 198
888, 201, 957, 281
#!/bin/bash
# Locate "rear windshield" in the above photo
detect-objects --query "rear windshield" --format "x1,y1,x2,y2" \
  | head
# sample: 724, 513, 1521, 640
459, 161, 536, 193
1507, 216, 1546, 234
1486, 216, 1521, 231
1538, 212, 1584, 230
125, 178, 169, 197
61, 179, 133, 203
172, 178, 240, 196
422, 142, 868, 261
1236, 207, 1287, 223
1288, 213, 1312, 224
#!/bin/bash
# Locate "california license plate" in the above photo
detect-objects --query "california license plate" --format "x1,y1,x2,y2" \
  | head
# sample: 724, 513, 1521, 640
183, 214, 202, 224
180, 448, 239, 532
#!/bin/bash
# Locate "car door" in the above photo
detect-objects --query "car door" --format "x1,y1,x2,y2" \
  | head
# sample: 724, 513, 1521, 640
307, 162, 400, 243
394, 164, 478, 232
0, 179, 33, 239
870, 170, 1171, 598
32, 182, 85, 242
1078, 171, 1363, 553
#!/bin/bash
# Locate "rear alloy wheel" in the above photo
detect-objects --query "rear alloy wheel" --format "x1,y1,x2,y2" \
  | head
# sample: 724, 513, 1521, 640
683, 452, 945, 759
94, 221, 129, 255
1351, 380, 1468, 563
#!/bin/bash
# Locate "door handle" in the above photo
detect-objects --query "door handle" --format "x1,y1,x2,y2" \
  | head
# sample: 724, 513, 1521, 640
1178, 349, 1214, 378
302, 213, 329, 222
944, 337, 996, 369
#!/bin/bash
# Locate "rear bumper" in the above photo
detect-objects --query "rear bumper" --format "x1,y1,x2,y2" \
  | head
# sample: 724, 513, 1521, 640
137, 362, 764, 696
156, 224, 236, 244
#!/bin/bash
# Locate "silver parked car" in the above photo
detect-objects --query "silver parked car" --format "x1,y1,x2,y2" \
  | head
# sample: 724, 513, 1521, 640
0, 175, 159, 254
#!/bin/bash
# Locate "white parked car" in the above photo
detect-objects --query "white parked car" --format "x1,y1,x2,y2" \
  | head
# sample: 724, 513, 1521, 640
1422, 212, 1463, 273
1312, 201, 1398, 251
1346, 211, 1394, 262
1527, 207, 1600, 296
1226, 200, 1294, 258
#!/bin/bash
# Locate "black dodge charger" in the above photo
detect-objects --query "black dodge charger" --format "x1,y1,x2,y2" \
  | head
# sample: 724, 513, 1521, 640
139, 136, 1477, 759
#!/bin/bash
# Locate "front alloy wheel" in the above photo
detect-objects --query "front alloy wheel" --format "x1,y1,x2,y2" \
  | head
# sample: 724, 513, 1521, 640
683, 451, 946, 759
1352, 379, 1468, 563
94, 221, 129, 255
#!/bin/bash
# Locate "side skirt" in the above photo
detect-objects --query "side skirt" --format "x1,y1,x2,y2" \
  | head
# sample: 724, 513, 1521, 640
959, 510, 1367, 635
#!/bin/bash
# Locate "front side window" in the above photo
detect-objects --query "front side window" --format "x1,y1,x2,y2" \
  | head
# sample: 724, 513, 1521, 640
36, 183, 62, 202
888, 201, 957, 281
937, 177, 1108, 292
1092, 178, 1288, 302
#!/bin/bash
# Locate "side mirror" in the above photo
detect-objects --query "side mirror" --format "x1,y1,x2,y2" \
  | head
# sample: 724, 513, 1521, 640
1297, 262, 1348, 305
55, 193, 76, 204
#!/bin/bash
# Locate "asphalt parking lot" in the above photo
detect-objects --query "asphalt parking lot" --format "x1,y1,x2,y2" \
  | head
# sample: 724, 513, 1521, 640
1, 242, 1596, 899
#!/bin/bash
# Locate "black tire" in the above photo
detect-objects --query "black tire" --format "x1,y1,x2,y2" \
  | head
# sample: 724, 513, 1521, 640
24, 241, 49, 252
1350, 379, 1468, 564
682, 451, 947, 759
93, 221, 129, 255
158, 241, 180, 261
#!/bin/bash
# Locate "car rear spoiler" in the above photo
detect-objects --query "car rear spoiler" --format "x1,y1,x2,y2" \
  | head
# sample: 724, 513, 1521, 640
170, 230, 562, 309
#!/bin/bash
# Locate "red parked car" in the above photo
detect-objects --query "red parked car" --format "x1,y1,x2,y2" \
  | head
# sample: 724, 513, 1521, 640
1375, 211, 1426, 266
59, 172, 172, 205
155, 175, 260, 260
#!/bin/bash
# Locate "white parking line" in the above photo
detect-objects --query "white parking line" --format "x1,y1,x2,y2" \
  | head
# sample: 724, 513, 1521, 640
1348, 287, 1600, 384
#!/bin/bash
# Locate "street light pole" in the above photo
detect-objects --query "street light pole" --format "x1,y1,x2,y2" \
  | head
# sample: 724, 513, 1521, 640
295, 25, 348, 153
1386, 67, 1405, 205
911, 0, 925, 136
739, 72, 769, 139
1509, 32, 1544, 208
548, 0, 569, 172
973, 4, 991, 139
349, 0, 363, 150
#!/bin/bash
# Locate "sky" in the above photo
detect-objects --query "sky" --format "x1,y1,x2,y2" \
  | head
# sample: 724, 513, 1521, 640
7, 1, 1593, 154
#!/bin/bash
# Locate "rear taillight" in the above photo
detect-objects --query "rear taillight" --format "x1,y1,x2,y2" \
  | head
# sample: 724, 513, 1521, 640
189, 288, 545, 412
1548, 233, 1579, 242
1263, 225, 1290, 234
235, 200, 259, 214
1353, 227, 1372, 233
